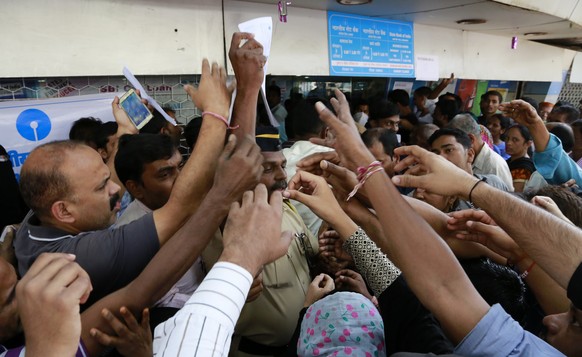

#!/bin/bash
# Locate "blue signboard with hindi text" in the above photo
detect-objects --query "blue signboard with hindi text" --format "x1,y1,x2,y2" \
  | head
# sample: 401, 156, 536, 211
328, 11, 414, 77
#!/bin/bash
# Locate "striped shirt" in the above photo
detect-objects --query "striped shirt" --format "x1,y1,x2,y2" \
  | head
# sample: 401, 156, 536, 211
153, 262, 252, 357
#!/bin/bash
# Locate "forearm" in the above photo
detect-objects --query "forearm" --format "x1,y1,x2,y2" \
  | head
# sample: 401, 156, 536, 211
81, 190, 230, 356
471, 183, 582, 288
231, 88, 259, 138
529, 121, 550, 152
363, 171, 489, 343
343, 227, 401, 296
156, 117, 226, 242
516, 256, 570, 315
344, 200, 386, 246
404, 195, 449, 237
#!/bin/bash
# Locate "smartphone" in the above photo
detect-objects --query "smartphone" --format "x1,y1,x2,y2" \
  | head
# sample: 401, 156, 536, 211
119, 89, 153, 130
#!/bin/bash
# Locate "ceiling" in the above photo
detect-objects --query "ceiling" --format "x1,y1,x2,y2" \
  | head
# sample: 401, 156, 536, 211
243, 0, 582, 50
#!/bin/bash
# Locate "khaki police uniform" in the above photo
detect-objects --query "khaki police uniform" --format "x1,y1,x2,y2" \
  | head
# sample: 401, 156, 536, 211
202, 200, 318, 357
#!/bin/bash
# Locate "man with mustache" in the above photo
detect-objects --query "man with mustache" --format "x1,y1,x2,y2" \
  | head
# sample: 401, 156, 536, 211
202, 126, 319, 357
14, 58, 236, 308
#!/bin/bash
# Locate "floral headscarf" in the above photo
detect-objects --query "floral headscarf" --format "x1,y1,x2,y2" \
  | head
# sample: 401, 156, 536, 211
298, 292, 385, 357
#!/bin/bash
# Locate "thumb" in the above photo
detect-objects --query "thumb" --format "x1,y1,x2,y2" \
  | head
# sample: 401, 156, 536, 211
221, 134, 237, 161
273, 231, 293, 261
321, 160, 346, 179
392, 174, 423, 188
283, 189, 312, 206
311, 274, 324, 286
183, 84, 197, 99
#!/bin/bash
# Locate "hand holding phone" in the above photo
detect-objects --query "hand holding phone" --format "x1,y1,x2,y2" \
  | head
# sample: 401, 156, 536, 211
119, 89, 153, 130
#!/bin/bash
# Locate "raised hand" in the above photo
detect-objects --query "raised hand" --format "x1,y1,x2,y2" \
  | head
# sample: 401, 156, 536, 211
211, 134, 264, 204
90, 307, 152, 357
304, 274, 335, 307
531, 196, 573, 224
16, 253, 92, 357
228, 32, 266, 92
184, 59, 235, 119
219, 184, 292, 277
310, 89, 374, 171
498, 100, 542, 127
392, 145, 477, 199
296, 151, 340, 176
319, 230, 353, 263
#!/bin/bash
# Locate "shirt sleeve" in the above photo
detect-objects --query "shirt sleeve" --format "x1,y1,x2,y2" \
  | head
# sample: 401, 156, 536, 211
72, 213, 160, 303
153, 262, 253, 357
342, 226, 401, 296
454, 304, 564, 356
533, 134, 582, 185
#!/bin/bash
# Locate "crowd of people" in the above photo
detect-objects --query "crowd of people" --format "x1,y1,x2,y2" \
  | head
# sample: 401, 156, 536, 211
1, 31, 582, 357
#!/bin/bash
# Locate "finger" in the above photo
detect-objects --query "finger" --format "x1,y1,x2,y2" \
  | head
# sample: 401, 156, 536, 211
24, 253, 76, 278
201, 58, 210, 77
241, 189, 255, 207
211, 62, 219, 78
321, 274, 335, 290
221, 134, 237, 161
140, 308, 150, 330
120, 306, 140, 332
335, 269, 359, 279
321, 160, 349, 180
90, 328, 117, 346
309, 137, 332, 148
101, 308, 130, 337
220, 66, 227, 82
282, 189, 311, 204
31, 257, 79, 285
254, 182, 268, 204
269, 188, 283, 211
230, 32, 254, 52
241, 37, 264, 51
183, 84, 197, 99
65, 269, 93, 305
392, 173, 425, 189
315, 101, 343, 129
311, 274, 324, 286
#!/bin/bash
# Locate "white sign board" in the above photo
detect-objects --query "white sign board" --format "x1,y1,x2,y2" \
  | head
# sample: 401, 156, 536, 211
0, 93, 121, 179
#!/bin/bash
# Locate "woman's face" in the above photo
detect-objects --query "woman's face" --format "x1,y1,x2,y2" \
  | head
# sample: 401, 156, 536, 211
505, 127, 530, 158
486, 117, 503, 141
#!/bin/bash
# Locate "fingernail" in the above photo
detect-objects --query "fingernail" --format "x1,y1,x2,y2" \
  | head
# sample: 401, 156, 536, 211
320, 160, 328, 169
282, 190, 290, 198
315, 102, 326, 113
90, 329, 96, 336
392, 176, 401, 184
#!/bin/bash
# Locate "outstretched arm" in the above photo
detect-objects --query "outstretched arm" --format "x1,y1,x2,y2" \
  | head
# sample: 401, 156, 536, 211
229, 32, 267, 139
81, 136, 263, 356
153, 59, 235, 245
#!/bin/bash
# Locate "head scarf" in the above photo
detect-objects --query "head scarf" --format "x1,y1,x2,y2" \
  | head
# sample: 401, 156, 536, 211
298, 292, 385, 357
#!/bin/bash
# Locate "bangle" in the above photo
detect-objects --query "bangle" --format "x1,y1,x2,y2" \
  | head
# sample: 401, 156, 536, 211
201, 111, 239, 130
346, 161, 384, 201
468, 178, 485, 202
520, 261, 536, 279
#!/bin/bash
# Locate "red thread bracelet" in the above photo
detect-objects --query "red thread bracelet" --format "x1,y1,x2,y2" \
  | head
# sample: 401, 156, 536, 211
202, 111, 239, 130
347, 161, 384, 201
519, 261, 536, 279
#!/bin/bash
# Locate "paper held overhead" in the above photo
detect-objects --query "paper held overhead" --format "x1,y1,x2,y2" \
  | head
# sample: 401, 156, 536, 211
415, 55, 440, 82
238, 16, 279, 128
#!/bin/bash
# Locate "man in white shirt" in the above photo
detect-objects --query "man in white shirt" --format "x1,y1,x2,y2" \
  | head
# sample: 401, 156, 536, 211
448, 114, 514, 191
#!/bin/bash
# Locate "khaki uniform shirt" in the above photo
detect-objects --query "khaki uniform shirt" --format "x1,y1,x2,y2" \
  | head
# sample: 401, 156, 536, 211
202, 201, 318, 357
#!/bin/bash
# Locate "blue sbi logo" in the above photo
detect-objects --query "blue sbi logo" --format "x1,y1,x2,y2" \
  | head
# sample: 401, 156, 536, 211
16, 109, 52, 141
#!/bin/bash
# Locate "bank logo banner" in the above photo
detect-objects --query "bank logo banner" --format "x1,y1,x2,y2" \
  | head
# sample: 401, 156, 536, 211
0, 93, 121, 179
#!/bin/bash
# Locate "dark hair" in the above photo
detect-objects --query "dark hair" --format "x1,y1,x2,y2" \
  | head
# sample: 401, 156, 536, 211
101, 121, 118, 138
267, 84, 281, 97
69, 117, 107, 149
428, 128, 472, 150
162, 106, 176, 115
289, 100, 325, 139
439, 92, 463, 110
388, 89, 411, 107
183, 116, 203, 150
461, 258, 526, 323
524, 185, 582, 228
140, 111, 167, 134
20, 141, 84, 218
361, 128, 399, 157
368, 99, 400, 121
414, 86, 431, 98
552, 105, 580, 124
519, 96, 539, 111
115, 134, 177, 186
507, 124, 532, 141
481, 90, 503, 103
435, 99, 460, 123
489, 114, 511, 130
549, 124, 575, 152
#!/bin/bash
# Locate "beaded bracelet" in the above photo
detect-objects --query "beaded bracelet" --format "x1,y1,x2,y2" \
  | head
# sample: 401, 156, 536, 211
201, 111, 239, 130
